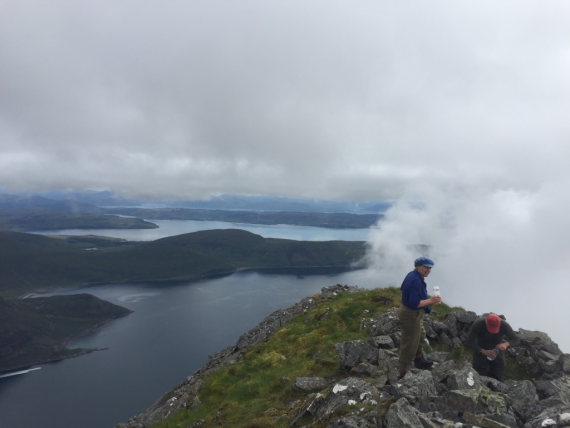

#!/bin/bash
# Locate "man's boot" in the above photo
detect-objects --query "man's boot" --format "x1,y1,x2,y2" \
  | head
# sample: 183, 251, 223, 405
414, 353, 433, 370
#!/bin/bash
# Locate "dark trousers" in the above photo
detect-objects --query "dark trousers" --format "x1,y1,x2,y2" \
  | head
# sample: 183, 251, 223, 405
472, 351, 505, 381
398, 305, 425, 373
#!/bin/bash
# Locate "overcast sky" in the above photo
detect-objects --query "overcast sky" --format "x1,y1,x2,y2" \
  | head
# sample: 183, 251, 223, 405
2, 2, 570, 349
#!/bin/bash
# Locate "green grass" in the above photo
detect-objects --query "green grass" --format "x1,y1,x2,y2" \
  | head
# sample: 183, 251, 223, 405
153, 287, 400, 428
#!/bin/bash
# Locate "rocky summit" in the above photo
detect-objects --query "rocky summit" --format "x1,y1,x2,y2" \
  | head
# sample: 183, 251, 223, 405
117, 285, 570, 428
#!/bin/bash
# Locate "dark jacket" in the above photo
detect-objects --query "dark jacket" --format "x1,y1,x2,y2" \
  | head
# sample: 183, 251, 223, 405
400, 270, 431, 313
467, 316, 519, 353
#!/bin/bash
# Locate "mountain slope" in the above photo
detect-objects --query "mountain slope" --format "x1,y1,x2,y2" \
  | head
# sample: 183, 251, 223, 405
117, 285, 570, 428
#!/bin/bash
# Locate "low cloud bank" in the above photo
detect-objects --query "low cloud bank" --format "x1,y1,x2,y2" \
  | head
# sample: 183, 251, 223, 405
365, 181, 570, 352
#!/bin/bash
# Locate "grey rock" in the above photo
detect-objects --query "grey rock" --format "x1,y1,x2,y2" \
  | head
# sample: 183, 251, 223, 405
326, 414, 378, 428
454, 310, 478, 325
505, 379, 539, 421
539, 350, 560, 362
518, 329, 562, 356
523, 403, 570, 428
351, 362, 381, 378
321, 284, 363, 298
385, 397, 424, 427
396, 370, 438, 406
336, 340, 378, 370
463, 411, 513, 428
561, 354, 570, 375
536, 376, 570, 404
446, 365, 483, 391
445, 388, 517, 427
427, 351, 450, 363
294, 377, 329, 392
377, 348, 400, 385
481, 376, 509, 394
308, 377, 381, 421
430, 320, 451, 335
362, 308, 401, 337
372, 335, 395, 349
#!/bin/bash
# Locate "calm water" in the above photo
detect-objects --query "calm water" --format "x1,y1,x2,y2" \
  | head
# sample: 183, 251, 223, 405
0, 220, 379, 428
31, 219, 373, 242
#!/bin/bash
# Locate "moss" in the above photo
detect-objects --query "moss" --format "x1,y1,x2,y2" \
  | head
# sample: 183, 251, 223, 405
504, 356, 533, 381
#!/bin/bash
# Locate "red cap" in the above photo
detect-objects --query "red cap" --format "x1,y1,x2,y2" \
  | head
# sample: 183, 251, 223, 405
486, 314, 501, 334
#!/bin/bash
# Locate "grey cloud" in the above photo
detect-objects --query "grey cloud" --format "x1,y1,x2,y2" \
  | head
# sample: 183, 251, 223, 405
1, 0, 570, 200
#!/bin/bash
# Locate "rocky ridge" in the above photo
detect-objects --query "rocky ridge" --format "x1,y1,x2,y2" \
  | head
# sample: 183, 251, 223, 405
117, 285, 570, 428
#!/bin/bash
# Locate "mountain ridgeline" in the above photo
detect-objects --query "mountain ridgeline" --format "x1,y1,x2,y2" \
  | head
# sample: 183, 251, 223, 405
0, 193, 383, 231
118, 285, 570, 428
0, 229, 366, 297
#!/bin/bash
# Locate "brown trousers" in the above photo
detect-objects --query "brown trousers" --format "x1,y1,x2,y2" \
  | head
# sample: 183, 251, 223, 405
398, 304, 426, 373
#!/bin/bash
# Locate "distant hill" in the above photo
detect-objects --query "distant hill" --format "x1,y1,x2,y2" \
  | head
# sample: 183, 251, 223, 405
103, 207, 381, 229
0, 293, 131, 372
0, 194, 157, 231
0, 194, 100, 212
0, 229, 366, 297
0, 192, 385, 230
27, 191, 393, 214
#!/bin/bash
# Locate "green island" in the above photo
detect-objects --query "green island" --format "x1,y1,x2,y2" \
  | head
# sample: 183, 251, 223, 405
0, 293, 131, 372
0, 212, 158, 231
0, 229, 366, 297
103, 207, 382, 229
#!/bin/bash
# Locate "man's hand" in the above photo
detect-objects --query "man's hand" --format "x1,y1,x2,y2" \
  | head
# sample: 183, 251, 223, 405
496, 342, 510, 351
481, 349, 496, 358
430, 295, 442, 305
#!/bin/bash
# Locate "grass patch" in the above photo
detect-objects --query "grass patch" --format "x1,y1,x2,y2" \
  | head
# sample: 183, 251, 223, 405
153, 288, 398, 428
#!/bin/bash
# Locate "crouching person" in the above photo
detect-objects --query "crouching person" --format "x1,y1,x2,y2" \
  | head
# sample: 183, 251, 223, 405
467, 313, 519, 381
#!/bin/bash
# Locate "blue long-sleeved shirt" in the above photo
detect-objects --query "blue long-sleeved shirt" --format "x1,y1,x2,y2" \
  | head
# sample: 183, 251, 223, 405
400, 270, 431, 313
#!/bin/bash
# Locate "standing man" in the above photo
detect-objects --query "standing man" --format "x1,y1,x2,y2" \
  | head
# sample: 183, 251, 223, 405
398, 256, 442, 379
467, 313, 519, 381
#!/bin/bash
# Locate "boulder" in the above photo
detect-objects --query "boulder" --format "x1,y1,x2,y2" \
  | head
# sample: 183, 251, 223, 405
523, 403, 570, 428
326, 414, 378, 428
535, 376, 570, 408
336, 340, 378, 370
371, 335, 395, 349
446, 365, 484, 390
294, 377, 329, 392
560, 354, 570, 375
395, 369, 438, 409
361, 308, 400, 337
384, 397, 424, 428
444, 388, 518, 427
518, 329, 562, 356
298, 377, 382, 422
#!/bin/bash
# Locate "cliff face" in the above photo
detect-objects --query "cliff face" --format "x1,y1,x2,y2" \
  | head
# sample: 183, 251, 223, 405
117, 285, 570, 428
